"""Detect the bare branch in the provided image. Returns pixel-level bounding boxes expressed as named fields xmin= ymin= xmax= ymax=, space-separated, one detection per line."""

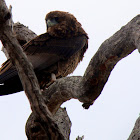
xmin=43 ymin=15 xmax=140 ymax=113
xmin=42 ymin=76 xmax=83 ymax=114
xmin=128 ymin=116 xmax=140 ymax=140
xmin=76 ymin=136 xmax=84 ymax=140
xmin=0 ymin=0 xmax=65 ymax=139
xmin=0 ymin=0 xmax=11 ymax=23
xmin=1 ymin=22 xmax=37 ymax=58
xmin=26 ymin=107 xmax=72 ymax=140
xmin=81 ymin=15 xmax=139 ymax=108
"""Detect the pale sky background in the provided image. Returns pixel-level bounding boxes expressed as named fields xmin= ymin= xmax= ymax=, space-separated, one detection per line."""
xmin=0 ymin=0 xmax=140 ymax=140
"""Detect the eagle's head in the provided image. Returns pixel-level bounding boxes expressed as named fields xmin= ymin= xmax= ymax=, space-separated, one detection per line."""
xmin=45 ymin=11 xmax=88 ymax=38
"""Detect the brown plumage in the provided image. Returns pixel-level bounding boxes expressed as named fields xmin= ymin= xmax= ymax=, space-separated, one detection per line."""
xmin=0 ymin=11 xmax=88 ymax=95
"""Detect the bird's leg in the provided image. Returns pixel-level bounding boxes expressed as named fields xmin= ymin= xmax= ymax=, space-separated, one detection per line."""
xmin=51 ymin=73 xmax=56 ymax=82
xmin=45 ymin=73 xmax=57 ymax=88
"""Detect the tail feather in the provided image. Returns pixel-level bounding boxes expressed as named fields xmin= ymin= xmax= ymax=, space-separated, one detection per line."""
xmin=0 ymin=67 xmax=17 ymax=84
xmin=0 ymin=59 xmax=17 ymax=84
xmin=0 ymin=75 xmax=23 ymax=95
xmin=0 ymin=65 xmax=23 ymax=95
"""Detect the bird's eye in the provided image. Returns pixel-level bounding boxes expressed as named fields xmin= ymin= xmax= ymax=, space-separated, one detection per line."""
xmin=54 ymin=17 xmax=59 ymax=22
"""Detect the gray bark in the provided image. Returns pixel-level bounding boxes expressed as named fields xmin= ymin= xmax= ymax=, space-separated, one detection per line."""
xmin=26 ymin=107 xmax=71 ymax=140
xmin=1 ymin=22 xmax=37 ymax=58
xmin=128 ymin=116 xmax=140 ymax=140
xmin=76 ymin=136 xmax=84 ymax=140
xmin=43 ymin=15 xmax=139 ymax=113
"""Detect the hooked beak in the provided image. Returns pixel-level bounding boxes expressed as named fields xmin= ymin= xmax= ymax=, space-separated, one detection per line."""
xmin=46 ymin=19 xmax=58 ymax=30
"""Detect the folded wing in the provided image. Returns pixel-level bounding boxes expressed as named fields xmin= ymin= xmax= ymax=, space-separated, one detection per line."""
xmin=0 ymin=33 xmax=88 ymax=95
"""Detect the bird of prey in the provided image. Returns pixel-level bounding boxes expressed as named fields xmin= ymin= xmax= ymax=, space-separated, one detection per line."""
xmin=0 ymin=11 xmax=88 ymax=95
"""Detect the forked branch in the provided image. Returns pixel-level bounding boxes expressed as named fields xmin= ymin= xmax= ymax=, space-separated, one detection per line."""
xmin=43 ymin=15 xmax=140 ymax=112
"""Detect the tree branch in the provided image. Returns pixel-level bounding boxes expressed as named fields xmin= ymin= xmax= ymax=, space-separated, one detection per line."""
xmin=1 ymin=22 xmax=37 ymax=58
xmin=128 ymin=116 xmax=140 ymax=139
xmin=0 ymin=0 xmax=65 ymax=139
xmin=26 ymin=107 xmax=72 ymax=140
xmin=81 ymin=15 xmax=139 ymax=108
xmin=43 ymin=15 xmax=140 ymax=113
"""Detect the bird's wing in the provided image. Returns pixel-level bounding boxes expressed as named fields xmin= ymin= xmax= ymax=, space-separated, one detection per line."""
xmin=23 ymin=33 xmax=87 ymax=59
xmin=0 ymin=33 xmax=87 ymax=84
xmin=0 ymin=60 xmax=16 ymax=84
xmin=23 ymin=33 xmax=88 ymax=71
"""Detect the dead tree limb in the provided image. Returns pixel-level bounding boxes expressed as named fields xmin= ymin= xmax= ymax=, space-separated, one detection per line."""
xmin=1 ymin=22 xmax=37 ymax=58
xmin=26 ymin=107 xmax=71 ymax=140
xmin=128 ymin=116 xmax=140 ymax=140
xmin=4 ymin=22 xmax=72 ymax=139
xmin=43 ymin=15 xmax=139 ymax=112
xmin=27 ymin=14 xmax=140 ymax=139
xmin=0 ymin=0 xmax=65 ymax=139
